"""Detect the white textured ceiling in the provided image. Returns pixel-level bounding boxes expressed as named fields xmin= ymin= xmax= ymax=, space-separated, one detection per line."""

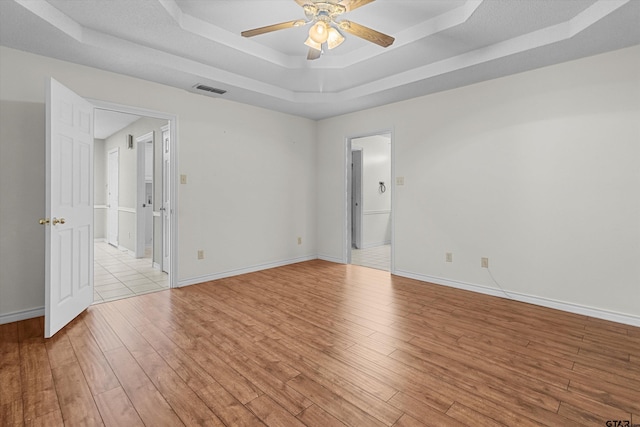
xmin=1 ymin=0 xmax=639 ymax=120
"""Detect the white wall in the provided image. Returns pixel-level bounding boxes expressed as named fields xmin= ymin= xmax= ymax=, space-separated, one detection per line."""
xmin=0 ymin=101 xmax=45 ymax=320
xmin=0 ymin=46 xmax=317 ymax=322
xmin=318 ymin=46 xmax=640 ymax=324
xmin=352 ymin=134 xmax=391 ymax=248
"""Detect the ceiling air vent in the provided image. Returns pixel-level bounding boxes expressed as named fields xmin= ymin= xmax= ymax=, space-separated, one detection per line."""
xmin=194 ymin=84 xmax=227 ymax=95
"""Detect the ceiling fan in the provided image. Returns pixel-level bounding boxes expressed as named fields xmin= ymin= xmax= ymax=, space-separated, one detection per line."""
xmin=241 ymin=0 xmax=395 ymax=60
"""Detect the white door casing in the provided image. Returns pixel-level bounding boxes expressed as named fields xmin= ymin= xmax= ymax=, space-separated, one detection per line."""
xmin=145 ymin=142 xmax=153 ymax=248
xmin=90 ymin=99 xmax=177 ymax=289
xmin=45 ymin=78 xmax=94 ymax=338
xmin=161 ymin=125 xmax=170 ymax=273
xmin=352 ymin=149 xmax=363 ymax=249
xmin=345 ymin=130 xmax=395 ymax=272
xmin=136 ymin=132 xmax=153 ymax=258
xmin=107 ymin=148 xmax=119 ymax=247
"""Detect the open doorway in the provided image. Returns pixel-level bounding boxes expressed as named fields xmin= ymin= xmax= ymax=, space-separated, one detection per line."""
xmin=93 ymin=109 xmax=172 ymax=303
xmin=347 ymin=132 xmax=393 ymax=272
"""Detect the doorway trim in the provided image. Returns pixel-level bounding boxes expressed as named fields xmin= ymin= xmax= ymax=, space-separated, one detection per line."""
xmin=91 ymin=99 xmax=178 ymax=289
xmin=351 ymin=147 xmax=363 ymax=250
xmin=135 ymin=131 xmax=153 ymax=259
xmin=107 ymin=147 xmax=119 ymax=247
xmin=344 ymin=129 xmax=395 ymax=274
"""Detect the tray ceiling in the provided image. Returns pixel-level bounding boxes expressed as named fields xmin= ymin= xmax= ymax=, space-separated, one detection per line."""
xmin=1 ymin=0 xmax=639 ymax=119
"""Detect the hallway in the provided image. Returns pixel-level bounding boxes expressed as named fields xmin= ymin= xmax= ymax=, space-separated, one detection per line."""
xmin=93 ymin=241 xmax=169 ymax=303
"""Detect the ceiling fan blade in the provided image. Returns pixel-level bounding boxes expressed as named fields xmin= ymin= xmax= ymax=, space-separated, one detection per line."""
xmin=241 ymin=20 xmax=306 ymax=38
xmin=340 ymin=0 xmax=375 ymax=12
xmin=307 ymin=47 xmax=322 ymax=60
xmin=339 ymin=20 xmax=394 ymax=47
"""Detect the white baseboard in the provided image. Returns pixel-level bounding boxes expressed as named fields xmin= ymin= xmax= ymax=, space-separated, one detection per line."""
xmin=0 ymin=306 xmax=44 ymax=325
xmin=178 ymin=255 xmax=318 ymax=288
xmin=117 ymin=245 xmax=135 ymax=257
xmin=394 ymin=270 xmax=640 ymax=328
xmin=7 ymin=263 xmax=634 ymax=328
xmin=94 ymin=238 xmax=106 ymax=242
xmin=357 ymin=240 xmax=391 ymax=249
xmin=317 ymin=254 xmax=345 ymax=264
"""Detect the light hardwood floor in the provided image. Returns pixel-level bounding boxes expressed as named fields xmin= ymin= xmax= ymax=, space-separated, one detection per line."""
xmin=1 ymin=260 xmax=639 ymax=426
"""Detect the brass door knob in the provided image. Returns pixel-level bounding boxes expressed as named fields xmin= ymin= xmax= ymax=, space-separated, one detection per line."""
xmin=39 ymin=218 xmax=50 ymax=225
xmin=52 ymin=217 xmax=66 ymax=225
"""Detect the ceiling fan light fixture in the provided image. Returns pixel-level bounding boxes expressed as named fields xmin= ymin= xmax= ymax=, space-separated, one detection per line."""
xmin=304 ymin=36 xmax=322 ymax=51
xmin=308 ymin=21 xmax=329 ymax=44
xmin=326 ymin=26 xmax=344 ymax=50
xmin=241 ymin=0 xmax=395 ymax=60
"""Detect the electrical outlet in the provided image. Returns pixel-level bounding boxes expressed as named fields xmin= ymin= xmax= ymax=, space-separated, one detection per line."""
xmin=481 ymin=257 xmax=489 ymax=268
xmin=297 ymin=237 xmax=302 ymax=245
xmin=446 ymin=252 xmax=453 ymax=262
xmin=197 ymin=250 xmax=204 ymax=260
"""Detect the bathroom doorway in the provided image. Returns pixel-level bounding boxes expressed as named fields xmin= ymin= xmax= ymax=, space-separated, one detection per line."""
xmin=347 ymin=132 xmax=393 ymax=272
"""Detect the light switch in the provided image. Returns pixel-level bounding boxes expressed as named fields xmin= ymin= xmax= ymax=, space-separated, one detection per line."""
xmin=396 ymin=176 xmax=405 ymax=186
xmin=180 ymin=174 xmax=187 ymax=184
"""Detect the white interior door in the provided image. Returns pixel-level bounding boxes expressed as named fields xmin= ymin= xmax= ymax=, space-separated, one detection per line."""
xmin=107 ymin=148 xmax=119 ymax=247
xmin=45 ymin=78 xmax=94 ymax=338
xmin=161 ymin=125 xmax=171 ymax=273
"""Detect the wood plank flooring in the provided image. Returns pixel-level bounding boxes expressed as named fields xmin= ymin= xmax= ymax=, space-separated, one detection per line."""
xmin=1 ymin=260 xmax=639 ymax=426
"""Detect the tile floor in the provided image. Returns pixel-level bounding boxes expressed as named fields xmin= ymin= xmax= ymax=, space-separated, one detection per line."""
xmin=351 ymin=244 xmax=391 ymax=272
xmin=93 ymin=241 xmax=169 ymax=304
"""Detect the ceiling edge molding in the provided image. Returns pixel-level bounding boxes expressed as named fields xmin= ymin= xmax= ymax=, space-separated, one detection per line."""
xmin=316 ymin=0 xmax=484 ymax=69
xmin=339 ymin=0 xmax=630 ymax=101
xmin=568 ymin=0 xmax=630 ymax=36
xmin=157 ymin=0 xmax=303 ymax=69
xmin=80 ymin=27 xmax=297 ymax=101
xmin=13 ymin=0 xmax=629 ymax=105
xmin=15 ymin=0 xmax=83 ymax=41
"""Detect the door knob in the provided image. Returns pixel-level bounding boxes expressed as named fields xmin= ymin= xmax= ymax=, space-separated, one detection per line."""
xmin=39 ymin=218 xmax=50 ymax=225
xmin=52 ymin=217 xmax=66 ymax=225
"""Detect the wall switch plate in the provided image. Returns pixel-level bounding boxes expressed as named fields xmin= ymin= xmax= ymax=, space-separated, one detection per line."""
xmin=446 ymin=252 xmax=453 ymax=262
xmin=180 ymin=174 xmax=187 ymax=184
xmin=197 ymin=250 xmax=204 ymax=260
xmin=396 ymin=176 xmax=405 ymax=186
xmin=297 ymin=237 xmax=302 ymax=245
xmin=481 ymin=257 xmax=489 ymax=268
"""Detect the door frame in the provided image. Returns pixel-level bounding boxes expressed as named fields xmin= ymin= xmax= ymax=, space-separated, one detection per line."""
xmin=135 ymin=131 xmax=153 ymax=259
xmin=160 ymin=124 xmax=171 ymax=274
xmin=351 ymin=147 xmax=363 ymax=249
xmin=344 ymin=129 xmax=395 ymax=273
xmin=91 ymin=99 xmax=178 ymax=289
xmin=107 ymin=147 xmax=119 ymax=247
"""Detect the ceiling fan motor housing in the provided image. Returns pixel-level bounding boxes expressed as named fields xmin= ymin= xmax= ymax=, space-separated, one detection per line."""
xmin=304 ymin=2 xmax=347 ymax=22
